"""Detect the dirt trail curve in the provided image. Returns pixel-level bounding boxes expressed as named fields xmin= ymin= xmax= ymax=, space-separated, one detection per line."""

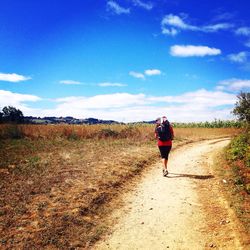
xmin=94 ymin=139 xmax=245 ymax=250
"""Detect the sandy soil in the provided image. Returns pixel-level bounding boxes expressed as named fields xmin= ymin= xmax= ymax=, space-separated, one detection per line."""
xmin=94 ymin=139 xmax=245 ymax=250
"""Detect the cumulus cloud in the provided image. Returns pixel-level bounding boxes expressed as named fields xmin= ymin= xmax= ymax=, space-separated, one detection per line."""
xmin=148 ymin=89 xmax=235 ymax=107
xmin=132 ymin=0 xmax=153 ymax=10
xmin=0 ymin=72 xmax=31 ymax=82
xmin=59 ymin=80 xmax=82 ymax=85
xmin=129 ymin=69 xmax=162 ymax=79
xmin=144 ymin=69 xmax=161 ymax=76
xmin=227 ymin=52 xmax=248 ymax=63
xmin=0 ymin=89 xmax=41 ymax=115
xmin=18 ymin=88 xmax=235 ymax=122
xmin=170 ymin=45 xmax=221 ymax=57
xmin=235 ymin=27 xmax=250 ymax=36
xmin=107 ymin=1 xmax=130 ymax=15
xmin=161 ymin=14 xmax=233 ymax=36
xmin=216 ymin=79 xmax=250 ymax=91
xmin=97 ymin=82 xmax=127 ymax=87
xmin=55 ymin=93 xmax=148 ymax=109
xmin=129 ymin=71 xmax=145 ymax=79
xmin=161 ymin=14 xmax=195 ymax=36
xmin=161 ymin=14 xmax=197 ymax=32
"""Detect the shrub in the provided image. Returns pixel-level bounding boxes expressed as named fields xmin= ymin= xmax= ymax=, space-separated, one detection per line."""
xmin=227 ymin=131 xmax=250 ymax=166
xmin=96 ymin=128 xmax=119 ymax=138
xmin=119 ymin=126 xmax=141 ymax=139
xmin=3 ymin=125 xmax=24 ymax=139
xmin=62 ymin=127 xmax=79 ymax=140
xmin=226 ymin=130 xmax=250 ymax=195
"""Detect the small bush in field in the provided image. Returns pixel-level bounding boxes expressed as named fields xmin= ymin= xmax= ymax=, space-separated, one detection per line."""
xmin=68 ymin=132 xmax=79 ymax=140
xmin=96 ymin=128 xmax=119 ymax=138
xmin=119 ymin=126 xmax=141 ymax=139
xmin=62 ymin=127 xmax=79 ymax=140
xmin=227 ymin=131 xmax=250 ymax=164
xmin=5 ymin=125 xmax=24 ymax=139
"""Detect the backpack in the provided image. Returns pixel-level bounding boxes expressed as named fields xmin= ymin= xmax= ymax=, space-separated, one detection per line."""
xmin=156 ymin=121 xmax=172 ymax=141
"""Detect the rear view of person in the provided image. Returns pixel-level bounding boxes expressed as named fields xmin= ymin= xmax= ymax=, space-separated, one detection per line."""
xmin=155 ymin=116 xmax=174 ymax=176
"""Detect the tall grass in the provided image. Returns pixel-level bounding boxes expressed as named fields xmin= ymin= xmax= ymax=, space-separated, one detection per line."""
xmin=0 ymin=123 xmax=241 ymax=141
xmin=0 ymin=124 xmax=153 ymax=140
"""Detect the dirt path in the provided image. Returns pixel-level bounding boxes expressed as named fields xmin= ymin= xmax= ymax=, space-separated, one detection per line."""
xmin=94 ymin=139 xmax=245 ymax=250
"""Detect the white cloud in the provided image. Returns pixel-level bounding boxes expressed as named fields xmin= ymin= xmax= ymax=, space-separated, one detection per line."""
xmin=132 ymin=0 xmax=153 ymax=10
xmin=203 ymin=23 xmax=233 ymax=32
xmin=161 ymin=14 xmax=197 ymax=31
xmin=129 ymin=69 xmax=161 ymax=79
xmin=217 ymin=79 xmax=250 ymax=91
xmin=98 ymin=82 xmax=127 ymax=87
xmin=59 ymin=80 xmax=82 ymax=85
xmin=144 ymin=69 xmax=161 ymax=76
xmin=227 ymin=51 xmax=248 ymax=63
xmin=235 ymin=27 xmax=250 ymax=36
xmin=161 ymin=14 xmax=233 ymax=36
xmin=0 ymin=90 xmax=41 ymax=115
xmin=55 ymin=93 xmax=148 ymax=109
xmin=129 ymin=71 xmax=145 ymax=79
xmin=21 ymin=88 xmax=235 ymax=122
xmin=170 ymin=45 xmax=221 ymax=57
xmin=107 ymin=1 xmax=130 ymax=15
xmin=161 ymin=14 xmax=196 ymax=36
xmin=148 ymin=89 xmax=235 ymax=107
xmin=162 ymin=27 xmax=178 ymax=36
xmin=0 ymin=73 xmax=31 ymax=82
xmin=212 ymin=12 xmax=236 ymax=22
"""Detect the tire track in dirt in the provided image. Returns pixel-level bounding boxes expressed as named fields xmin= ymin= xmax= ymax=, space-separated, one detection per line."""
xmin=94 ymin=139 xmax=244 ymax=250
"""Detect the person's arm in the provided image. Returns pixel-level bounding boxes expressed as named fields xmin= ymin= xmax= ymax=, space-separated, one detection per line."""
xmin=170 ymin=125 xmax=174 ymax=140
xmin=154 ymin=127 xmax=158 ymax=139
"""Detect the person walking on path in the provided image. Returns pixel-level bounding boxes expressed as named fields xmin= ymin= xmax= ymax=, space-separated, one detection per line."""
xmin=155 ymin=116 xmax=174 ymax=176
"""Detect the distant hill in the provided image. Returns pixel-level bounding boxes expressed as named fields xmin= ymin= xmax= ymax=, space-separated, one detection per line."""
xmin=24 ymin=116 xmax=122 ymax=125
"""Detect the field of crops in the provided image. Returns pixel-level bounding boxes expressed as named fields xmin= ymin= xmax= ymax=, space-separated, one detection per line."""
xmin=0 ymin=124 xmax=242 ymax=249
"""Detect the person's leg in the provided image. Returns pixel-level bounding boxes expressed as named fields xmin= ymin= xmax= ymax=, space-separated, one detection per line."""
xmin=159 ymin=146 xmax=169 ymax=176
xmin=162 ymin=146 xmax=172 ymax=176
xmin=162 ymin=158 xmax=168 ymax=176
xmin=162 ymin=158 xmax=168 ymax=170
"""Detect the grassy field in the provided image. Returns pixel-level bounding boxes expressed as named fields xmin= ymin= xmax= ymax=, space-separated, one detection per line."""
xmin=0 ymin=124 xmax=241 ymax=249
xmin=213 ymin=129 xmax=250 ymax=245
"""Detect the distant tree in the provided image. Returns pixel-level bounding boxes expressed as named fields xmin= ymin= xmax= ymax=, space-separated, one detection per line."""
xmin=233 ymin=92 xmax=250 ymax=123
xmin=2 ymin=106 xmax=24 ymax=123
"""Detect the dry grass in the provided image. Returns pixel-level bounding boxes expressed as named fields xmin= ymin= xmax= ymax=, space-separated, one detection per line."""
xmin=0 ymin=125 xmax=240 ymax=249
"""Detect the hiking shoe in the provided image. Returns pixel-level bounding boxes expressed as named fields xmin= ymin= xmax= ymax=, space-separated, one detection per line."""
xmin=163 ymin=169 xmax=168 ymax=177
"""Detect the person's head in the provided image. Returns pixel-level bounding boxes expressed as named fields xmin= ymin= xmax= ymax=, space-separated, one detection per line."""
xmin=155 ymin=117 xmax=161 ymax=125
xmin=162 ymin=116 xmax=167 ymax=123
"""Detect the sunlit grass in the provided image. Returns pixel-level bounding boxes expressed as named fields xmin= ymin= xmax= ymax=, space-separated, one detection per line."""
xmin=0 ymin=124 xmax=241 ymax=248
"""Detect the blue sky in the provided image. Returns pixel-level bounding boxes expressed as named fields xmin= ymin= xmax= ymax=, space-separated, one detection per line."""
xmin=0 ymin=0 xmax=250 ymax=122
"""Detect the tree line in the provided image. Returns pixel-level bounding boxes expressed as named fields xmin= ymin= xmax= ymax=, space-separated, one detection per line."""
xmin=0 ymin=106 xmax=24 ymax=123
